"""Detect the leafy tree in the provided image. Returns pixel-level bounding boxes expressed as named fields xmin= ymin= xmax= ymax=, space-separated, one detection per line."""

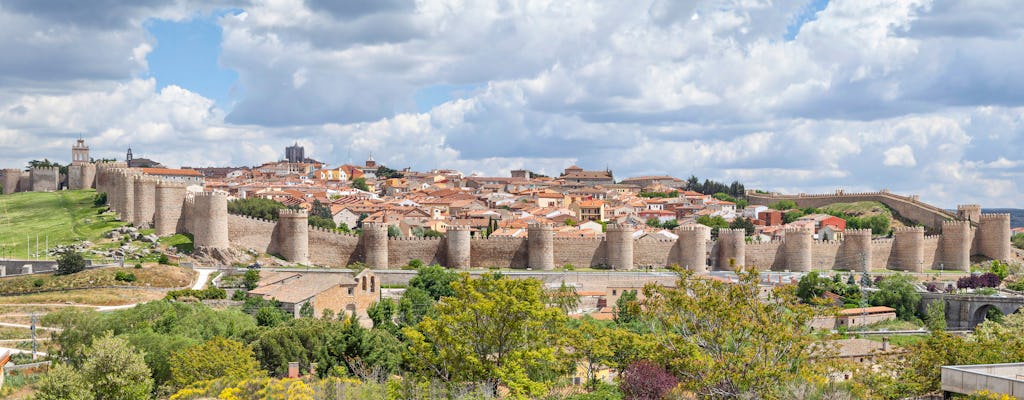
xmin=545 ymin=281 xmax=581 ymax=314
xmin=82 ymin=334 xmax=153 ymax=400
xmin=796 ymin=271 xmax=829 ymax=303
xmin=645 ymin=217 xmax=660 ymax=228
xmin=227 ymin=197 xmax=286 ymax=220
xmin=307 ymin=215 xmax=336 ymax=230
xmin=924 ymin=301 xmax=946 ymax=332
xmin=990 ymin=260 xmax=1010 ymax=280
xmin=93 ymin=192 xmax=107 ymax=206
xmin=403 ymin=274 xmax=570 ymax=397
xmin=256 ymin=306 xmax=286 ymax=327
xmin=375 ymin=165 xmax=403 ymax=179
xmin=408 ymin=264 xmax=459 ymax=300
xmin=169 ymin=337 xmax=263 ymax=389
xmin=35 ymin=363 xmax=94 ymax=400
xmin=783 ymin=210 xmax=805 ymax=224
xmin=299 ymin=301 xmax=315 ymax=318
xmin=1013 ymin=233 xmax=1024 ymax=250
xmin=643 ymin=269 xmax=819 ymax=399
xmin=397 ymin=286 xmax=434 ymax=326
xmin=387 ymin=225 xmax=401 ymax=238
xmin=613 ymin=290 xmax=641 ymax=325
xmin=352 ymin=177 xmax=370 ymax=191
xmin=310 ymin=199 xmax=332 ymax=220
xmin=729 ymin=217 xmax=755 ymax=236
xmin=570 ymin=317 xmax=615 ymax=391
xmin=662 ymin=219 xmax=679 ymax=230
xmin=367 ymin=299 xmax=399 ymax=334
xmin=620 ymin=360 xmax=679 ymax=400
xmin=57 ymin=250 xmax=87 ymax=275
xmin=869 ymin=273 xmax=921 ymax=321
xmin=243 ymin=269 xmax=261 ymax=290
xmin=769 ymin=200 xmax=798 ymax=210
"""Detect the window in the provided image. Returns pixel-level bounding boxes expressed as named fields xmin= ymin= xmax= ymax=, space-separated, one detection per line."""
xmin=370 ymin=276 xmax=376 ymax=292
xmin=612 ymin=290 xmax=617 ymax=296
xmin=362 ymin=277 xmax=367 ymax=291
xmin=347 ymin=287 xmax=353 ymax=295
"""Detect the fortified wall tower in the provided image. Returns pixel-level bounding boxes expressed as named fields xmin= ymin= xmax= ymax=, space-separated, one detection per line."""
xmin=957 ymin=204 xmax=981 ymax=223
xmin=977 ymin=214 xmax=1011 ymax=261
xmin=132 ymin=175 xmax=158 ymax=228
xmin=29 ymin=167 xmax=59 ymax=192
xmin=892 ymin=226 xmax=925 ymax=273
xmin=605 ymin=223 xmax=635 ymax=270
xmin=154 ymin=181 xmax=187 ymax=236
xmin=940 ymin=220 xmax=972 ymax=271
xmin=676 ymin=224 xmax=711 ymax=272
xmin=2 ymin=169 xmax=21 ymax=195
xmin=67 ymin=163 xmax=96 ymax=190
xmin=528 ymin=223 xmax=555 ymax=270
xmin=445 ymin=225 xmax=472 ymax=269
xmin=782 ymin=227 xmax=813 ymax=272
xmin=276 ymin=209 xmax=310 ymax=265
xmin=836 ymin=229 xmax=872 ymax=272
xmin=186 ymin=191 xmax=230 ymax=249
xmin=361 ymin=223 xmax=389 ymax=269
xmin=716 ymin=228 xmax=746 ymax=270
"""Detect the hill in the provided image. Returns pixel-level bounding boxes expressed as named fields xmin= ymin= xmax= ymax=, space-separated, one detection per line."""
xmin=816 ymin=201 xmax=908 ymax=230
xmin=0 ymin=190 xmax=124 ymax=259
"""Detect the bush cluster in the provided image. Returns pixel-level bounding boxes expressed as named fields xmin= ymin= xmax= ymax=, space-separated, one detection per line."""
xmin=957 ymin=273 xmax=1002 ymax=289
xmin=166 ymin=287 xmax=227 ymax=301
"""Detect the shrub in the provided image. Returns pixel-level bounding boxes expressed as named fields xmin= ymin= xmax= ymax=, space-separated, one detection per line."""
xmin=404 ymin=259 xmax=424 ymax=270
xmin=32 ymin=278 xmax=44 ymax=288
xmin=957 ymin=273 xmax=1001 ymax=289
xmin=158 ymin=254 xmax=170 ymax=265
xmin=620 ymin=360 xmax=678 ymax=400
xmin=1007 ymin=280 xmax=1024 ymax=292
xmin=115 ymin=271 xmax=137 ymax=282
xmin=134 ymin=263 xmax=142 ymax=269
xmin=166 ymin=287 xmax=227 ymax=301
xmin=93 ymin=192 xmax=107 ymax=206
xmin=56 ymin=251 xmax=87 ymax=275
xmin=925 ymin=282 xmax=941 ymax=292
xmin=564 ymin=264 xmax=575 ymax=271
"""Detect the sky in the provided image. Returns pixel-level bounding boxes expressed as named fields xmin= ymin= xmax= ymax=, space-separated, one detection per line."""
xmin=0 ymin=0 xmax=1022 ymax=208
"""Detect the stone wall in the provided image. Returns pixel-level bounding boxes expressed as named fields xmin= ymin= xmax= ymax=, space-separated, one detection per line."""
xmin=469 ymin=237 xmax=528 ymax=269
xmin=388 ymin=237 xmax=446 ymax=267
xmin=783 ymin=227 xmax=813 ymax=272
xmin=67 ymin=163 xmax=96 ymax=190
xmin=634 ymin=238 xmax=676 ymax=268
xmin=528 ymin=223 xmax=555 ymax=270
xmin=132 ymin=176 xmax=157 ymax=228
xmin=940 ymin=221 xmax=972 ymax=271
xmin=836 ymin=229 xmax=872 ymax=271
xmin=747 ymin=190 xmax=954 ymax=231
xmin=891 ymin=227 xmax=925 ymax=272
xmin=228 ymin=214 xmax=276 ymax=252
xmin=605 ymin=224 xmax=634 ymax=270
xmin=2 ymin=169 xmax=20 ymax=195
xmin=154 ymin=181 xmax=187 ymax=236
xmin=362 ymin=223 xmax=389 ymax=269
xmin=977 ymin=214 xmax=1011 ymax=261
xmin=308 ymin=229 xmax=360 ymax=267
xmin=676 ymin=225 xmax=711 ymax=272
xmin=187 ymin=192 xmax=229 ymax=249
xmin=552 ymin=237 xmax=606 ymax=268
xmin=30 ymin=167 xmax=59 ymax=192
xmin=810 ymin=240 xmax=841 ymax=272
xmin=277 ymin=209 xmax=310 ymax=264
xmin=445 ymin=225 xmax=471 ymax=269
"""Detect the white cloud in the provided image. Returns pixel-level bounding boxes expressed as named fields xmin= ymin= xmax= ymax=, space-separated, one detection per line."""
xmin=883 ymin=145 xmax=918 ymax=167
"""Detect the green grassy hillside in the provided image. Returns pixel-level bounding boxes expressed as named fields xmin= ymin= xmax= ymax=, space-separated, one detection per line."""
xmin=819 ymin=201 xmax=908 ymax=229
xmin=0 ymin=190 xmax=124 ymax=259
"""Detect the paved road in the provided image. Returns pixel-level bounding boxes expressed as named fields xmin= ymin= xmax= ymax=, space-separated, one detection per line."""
xmin=192 ymin=268 xmax=216 ymax=290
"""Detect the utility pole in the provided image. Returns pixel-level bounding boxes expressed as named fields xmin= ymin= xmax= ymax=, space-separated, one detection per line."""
xmin=30 ymin=312 xmax=37 ymax=360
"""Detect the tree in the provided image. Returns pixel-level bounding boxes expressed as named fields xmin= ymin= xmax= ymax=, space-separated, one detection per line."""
xmin=310 ymin=199 xmax=332 ymax=220
xmin=243 ymin=269 xmax=261 ymax=290
xmin=352 ymin=177 xmax=370 ymax=191
xmin=367 ymin=299 xmax=399 ymax=334
xmin=35 ymin=363 xmax=94 ymax=400
xmin=729 ymin=217 xmax=755 ymax=236
xmin=82 ymin=334 xmax=153 ymax=400
xmin=57 ymin=250 xmax=87 ymax=275
xmin=990 ymin=260 xmax=1010 ymax=280
xmin=408 ymin=264 xmax=459 ymax=300
xmin=227 ymin=197 xmax=286 ymax=220
xmin=387 ymin=225 xmax=401 ymax=238
xmin=256 ymin=306 xmax=285 ymax=327
xmin=613 ymin=290 xmax=641 ymax=325
xmin=643 ymin=269 xmax=819 ymax=399
xmin=870 ymin=273 xmax=921 ymax=321
xmin=796 ymin=271 xmax=829 ymax=303
xmin=169 ymin=337 xmax=263 ymax=389
xmin=403 ymin=274 xmax=569 ymax=397
xmin=397 ymin=286 xmax=434 ymax=327
xmin=307 ymin=215 xmax=336 ymax=230
xmin=570 ymin=317 xmax=615 ymax=391
xmin=769 ymin=200 xmax=798 ymax=210
xmin=299 ymin=301 xmax=315 ymax=318
xmin=545 ymin=281 xmax=581 ymax=314
xmin=619 ymin=360 xmax=679 ymax=400
xmin=924 ymin=301 xmax=946 ymax=332
xmin=376 ymin=165 xmax=403 ymax=179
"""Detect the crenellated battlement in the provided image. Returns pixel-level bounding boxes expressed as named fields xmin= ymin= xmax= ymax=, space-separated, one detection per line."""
xmin=446 ymin=225 xmax=472 ymax=231
xmin=278 ymin=208 xmax=308 ymax=218
xmin=980 ymin=213 xmax=1011 ymax=220
xmin=942 ymin=220 xmax=972 ymax=228
xmin=893 ymin=226 xmax=926 ymax=233
xmin=845 ymin=229 xmax=873 ymax=236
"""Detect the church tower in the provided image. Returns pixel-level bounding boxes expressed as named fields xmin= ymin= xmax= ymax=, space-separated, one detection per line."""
xmin=72 ymin=138 xmax=90 ymax=164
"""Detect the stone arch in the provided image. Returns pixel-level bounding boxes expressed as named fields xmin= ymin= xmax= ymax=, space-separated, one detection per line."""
xmin=971 ymin=304 xmax=1004 ymax=327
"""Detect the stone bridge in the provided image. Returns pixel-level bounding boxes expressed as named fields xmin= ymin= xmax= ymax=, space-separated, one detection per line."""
xmin=920 ymin=292 xmax=1024 ymax=330
xmin=747 ymin=190 xmax=956 ymax=231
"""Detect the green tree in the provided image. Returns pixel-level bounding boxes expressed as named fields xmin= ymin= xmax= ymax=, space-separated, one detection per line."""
xmin=769 ymin=200 xmax=798 ymax=210
xmin=256 ymin=306 xmax=285 ymax=327
xmin=545 ymin=282 xmax=581 ymax=314
xmin=169 ymin=337 xmax=263 ymax=389
xmin=387 ymin=225 xmax=401 ymax=238
xmin=57 ymin=250 xmax=87 ymax=275
xmin=795 ymin=271 xmax=829 ymax=303
xmin=375 ymin=165 xmax=403 ymax=179
xmin=1013 ymin=233 xmax=1024 ymax=250
xmin=870 ymin=273 xmax=921 ymax=321
xmin=82 ymin=334 xmax=153 ymax=400
xmin=299 ymin=301 xmax=315 ymax=318
xmin=571 ymin=317 xmax=615 ymax=391
xmin=367 ymin=299 xmax=399 ymax=334
xmin=404 ymin=274 xmax=569 ymax=397
xmin=227 ymin=197 xmax=287 ymax=220
xmin=924 ymin=301 xmax=946 ymax=332
xmin=613 ymin=290 xmax=641 ymax=325
xmin=783 ymin=210 xmax=805 ymax=224
xmin=310 ymin=199 xmax=332 ymax=219
xmin=352 ymin=177 xmax=370 ymax=191
xmin=408 ymin=264 xmax=459 ymax=300
xmin=729 ymin=217 xmax=756 ymax=236
xmin=243 ymin=269 xmax=261 ymax=290
xmin=397 ymin=286 xmax=434 ymax=326
xmin=643 ymin=269 xmax=819 ymax=399
xmin=990 ymin=260 xmax=1009 ymax=280
xmin=34 ymin=363 xmax=94 ymax=400
xmin=308 ymin=215 xmax=336 ymax=230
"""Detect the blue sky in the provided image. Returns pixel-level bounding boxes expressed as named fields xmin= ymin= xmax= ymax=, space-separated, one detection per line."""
xmin=0 ymin=0 xmax=1022 ymax=207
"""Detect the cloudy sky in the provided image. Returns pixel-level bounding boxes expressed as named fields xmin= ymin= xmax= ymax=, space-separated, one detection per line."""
xmin=1 ymin=0 xmax=1022 ymax=207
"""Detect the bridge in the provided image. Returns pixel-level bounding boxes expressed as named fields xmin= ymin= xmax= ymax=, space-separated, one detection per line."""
xmin=747 ymin=190 xmax=956 ymax=231
xmin=920 ymin=292 xmax=1024 ymax=329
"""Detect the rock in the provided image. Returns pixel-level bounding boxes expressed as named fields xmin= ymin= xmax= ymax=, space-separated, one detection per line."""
xmin=141 ymin=234 xmax=159 ymax=243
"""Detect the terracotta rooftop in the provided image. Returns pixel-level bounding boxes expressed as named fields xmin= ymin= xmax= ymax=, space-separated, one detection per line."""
xmin=141 ymin=168 xmax=203 ymax=177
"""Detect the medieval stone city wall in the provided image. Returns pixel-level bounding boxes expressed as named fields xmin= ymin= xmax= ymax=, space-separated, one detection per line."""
xmin=2 ymin=169 xmax=20 ymax=195
xmin=82 ymin=174 xmax=1018 ymax=271
xmin=747 ymin=190 xmax=954 ymax=231
xmin=67 ymin=163 xmax=96 ymax=190
xmin=30 ymin=167 xmax=59 ymax=192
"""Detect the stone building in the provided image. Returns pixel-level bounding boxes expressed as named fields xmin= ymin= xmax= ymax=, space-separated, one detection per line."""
xmin=248 ymin=270 xmax=379 ymax=323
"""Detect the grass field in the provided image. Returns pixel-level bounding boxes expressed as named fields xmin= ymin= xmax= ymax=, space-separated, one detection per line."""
xmin=0 ymin=288 xmax=168 ymax=306
xmin=0 ymin=264 xmax=194 ymax=294
xmin=819 ymin=201 xmax=894 ymax=218
xmin=0 ymin=190 xmax=124 ymax=259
